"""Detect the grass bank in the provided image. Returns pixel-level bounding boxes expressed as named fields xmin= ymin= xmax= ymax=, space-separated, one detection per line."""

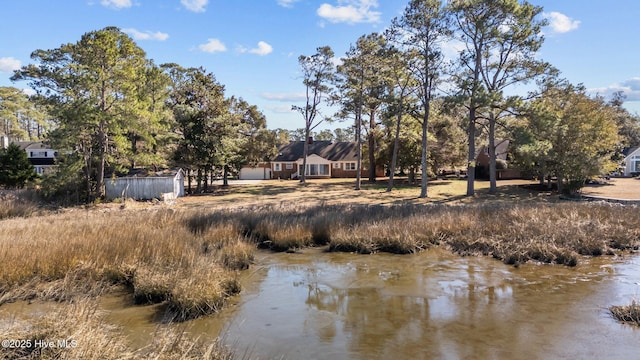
xmin=190 ymin=202 xmax=639 ymax=266
xmin=0 ymin=208 xmax=251 ymax=321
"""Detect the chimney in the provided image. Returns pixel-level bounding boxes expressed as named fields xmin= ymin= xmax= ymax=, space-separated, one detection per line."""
xmin=1 ymin=135 xmax=8 ymax=150
xmin=308 ymin=136 xmax=313 ymax=144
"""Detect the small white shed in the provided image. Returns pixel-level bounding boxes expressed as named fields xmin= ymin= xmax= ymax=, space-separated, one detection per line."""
xmin=105 ymin=169 xmax=185 ymax=200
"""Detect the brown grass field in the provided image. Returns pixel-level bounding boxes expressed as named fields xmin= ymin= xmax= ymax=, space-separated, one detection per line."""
xmin=172 ymin=176 xmax=640 ymax=210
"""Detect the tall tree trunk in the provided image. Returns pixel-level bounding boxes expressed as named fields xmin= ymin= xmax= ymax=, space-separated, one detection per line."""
xmin=223 ymin=165 xmax=229 ymax=187
xmin=488 ymin=112 xmax=497 ymax=194
xmin=197 ymin=168 xmax=202 ymax=193
xmin=419 ymin=102 xmax=430 ymax=198
xmin=355 ymin=110 xmax=362 ymax=190
xmin=82 ymin=143 xmax=92 ymax=202
xmin=96 ymin=126 xmax=107 ymax=199
xmin=130 ymin=133 xmax=137 ymax=169
xmin=300 ymin=128 xmax=310 ymax=184
xmin=557 ymin=170 xmax=564 ymax=194
xmin=368 ymin=109 xmax=376 ymax=182
xmin=26 ymin=116 xmax=32 ymax=140
xmin=203 ymin=167 xmax=209 ymax=193
xmin=466 ymin=107 xmax=476 ymax=196
xmin=387 ymin=111 xmax=403 ymax=192
xmin=187 ymin=168 xmax=192 ymax=195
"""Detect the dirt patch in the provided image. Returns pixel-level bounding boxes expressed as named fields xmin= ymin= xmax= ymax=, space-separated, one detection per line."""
xmin=580 ymin=178 xmax=640 ymax=200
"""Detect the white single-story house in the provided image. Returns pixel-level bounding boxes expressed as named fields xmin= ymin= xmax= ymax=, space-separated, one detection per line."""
xmin=105 ymin=169 xmax=185 ymax=200
xmin=622 ymin=146 xmax=640 ymax=176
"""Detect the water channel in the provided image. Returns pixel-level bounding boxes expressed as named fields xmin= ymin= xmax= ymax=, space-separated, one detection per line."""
xmin=4 ymin=248 xmax=640 ymax=359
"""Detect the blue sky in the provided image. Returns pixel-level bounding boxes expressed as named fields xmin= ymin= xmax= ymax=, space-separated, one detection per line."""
xmin=1 ymin=0 xmax=639 ymax=131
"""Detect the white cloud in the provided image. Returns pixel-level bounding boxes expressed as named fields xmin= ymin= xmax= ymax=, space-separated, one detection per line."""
xmin=317 ymin=0 xmax=381 ymax=24
xmin=589 ymin=78 xmax=640 ymax=102
xmin=249 ymin=41 xmax=273 ymax=56
xmin=122 ymin=28 xmax=169 ymax=41
xmin=543 ymin=12 xmax=580 ymax=34
xmin=199 ymin=38 xmax=227 ymax=53
xmin=330 ymin=56 xmax=343 ymax=68
xmin=261 ymin=92 xmax=306 ymax=102
xmin=100 ymin=0 xmax=132 ymax=9
xmin=268 ymin=104 xmax=301 ymax=114
xmin=277 ymin=0 xmax=299 ymax=8
xmin=0 ymin=57 xmax=21 ymax=73
xmin=181 ymin=0 xmax=208 ymax=12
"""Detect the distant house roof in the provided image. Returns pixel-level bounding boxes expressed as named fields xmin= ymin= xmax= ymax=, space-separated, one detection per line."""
xmin=15 ymin=141 xmax=53 ymax=151
xmin=273 ymin=141 xmax=358 ymax=162
xmin=622 ymin=146 xmax=640 ymax=158
xmin=476 ymin=139 xmax=511 ymax=161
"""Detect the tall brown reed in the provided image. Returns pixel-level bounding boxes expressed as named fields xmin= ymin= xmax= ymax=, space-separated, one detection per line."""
xmin=610 ymin=300 xmax=640 ymax=326
xmin=0 ymin=208 xmax=250 ymax=320
xmin=186 ymin=202 xmax=639 ymax=266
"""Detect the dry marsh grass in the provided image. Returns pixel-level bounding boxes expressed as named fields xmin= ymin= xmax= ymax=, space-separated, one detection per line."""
xmin=0 ymin=298 xmax=234 ymax=359
xmin=0 ymin=190 xmax=40 ymax=220
xmin=610 ymin=300 xmax=640 ymax=326
xmin=186 ymin=202 xmax=640 ymax=266
xmin=0 ymin=209 xmax=248 ymax=321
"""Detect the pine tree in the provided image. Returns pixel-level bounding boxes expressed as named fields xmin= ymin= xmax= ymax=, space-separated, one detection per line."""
xmin=0 ymin=143 xmax=36 ymax=188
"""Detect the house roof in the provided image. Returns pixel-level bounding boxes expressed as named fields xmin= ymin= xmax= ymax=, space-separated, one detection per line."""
xmin=15 ymin=141 xmax=53 ymax=151
xmin=476 ymin=139 xmax=510 ymax=161
xmin=622 ymin=146 xmax=640 ymax=158
xmin=273 ymin=141 xmax=358 ymax=162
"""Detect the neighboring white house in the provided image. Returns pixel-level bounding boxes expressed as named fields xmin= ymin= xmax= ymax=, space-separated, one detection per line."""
xmin=1 ymin=136 xmax=57 ymax=175
xmin=622 ymin=146 xmax=640 ymax=176
xmin=105 ymin=169 xmax=185 ymax=200
xmin=18 ymin=141 xmax=57 ymax=175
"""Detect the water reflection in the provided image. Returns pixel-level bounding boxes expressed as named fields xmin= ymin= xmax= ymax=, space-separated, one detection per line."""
xmin=214 ymin=249 xmax=639 ymax=360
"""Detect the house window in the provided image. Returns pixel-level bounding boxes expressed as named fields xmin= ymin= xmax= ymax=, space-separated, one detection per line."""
xmin=299 ymin=164 xmax=330 ymax=176
xmin=318 ymin=164 xmax=330 ymax=175
xmin=285 ymin=163 xmax=293 ymax=170
xmin=344 ymin=162 xmax=356 ymax=170
xmin=274 ymin=163 xmax=281 ymax=171
xmin=333 ymin=162 xmax=340 ymax=169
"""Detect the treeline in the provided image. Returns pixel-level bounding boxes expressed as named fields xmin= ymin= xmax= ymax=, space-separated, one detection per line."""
xmin=7 ymin=27 xmax=278 ymax=201
xmin=292 ymin=0 xmax=640 ymax=195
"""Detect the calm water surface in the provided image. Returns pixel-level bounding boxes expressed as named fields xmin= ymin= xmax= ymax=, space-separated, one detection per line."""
xmin=191 ymin=248 xmax=640 ymax=359
xmin=3 ymin=248 xmax=639 ymax=359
